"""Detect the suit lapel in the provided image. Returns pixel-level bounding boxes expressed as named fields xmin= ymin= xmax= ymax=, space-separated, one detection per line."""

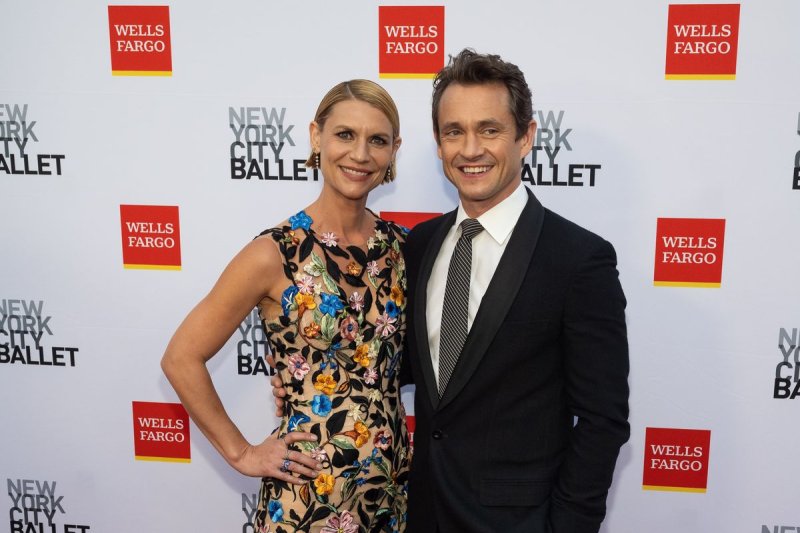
xmin=438 ymin=189 xmax=545 ymax=410
xmin=414 ymin=210 xmax=457 ymax=410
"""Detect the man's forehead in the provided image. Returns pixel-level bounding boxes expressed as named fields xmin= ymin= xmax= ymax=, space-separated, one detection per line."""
xmin=437 ymin=82 xmax=512 ymax=118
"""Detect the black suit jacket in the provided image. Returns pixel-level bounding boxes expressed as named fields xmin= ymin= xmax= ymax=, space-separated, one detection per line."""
xmin=403 ymin=189 xmax=630 ymax=533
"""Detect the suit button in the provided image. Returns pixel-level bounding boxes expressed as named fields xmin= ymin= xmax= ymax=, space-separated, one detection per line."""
xmin=432 ymin=430 xmax=443 ymax=440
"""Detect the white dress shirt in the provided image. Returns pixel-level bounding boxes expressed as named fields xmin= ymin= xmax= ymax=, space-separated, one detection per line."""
xmin=426 ymin=183 xmax=528 ymax=382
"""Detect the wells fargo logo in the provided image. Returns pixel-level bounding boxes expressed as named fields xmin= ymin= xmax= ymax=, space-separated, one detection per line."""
xmin=108 ymin=5 xmax=172 ymax=76
xmin=380 ymin=211 xmax=441 ymax=230
xmin=654 ymin=217 xmax=725 ymax=288
xmin=132 ymin=401 xmax=191 ymax=462
xmin=643 ymin=427 xmax=711 ymax=493
xmin=665 ymin=4 xmax=740 ymax=80
xmin=120 ymin=204 xmax=181 ymax=270
xmin=379 ymin=6 xmax=445 ymax=79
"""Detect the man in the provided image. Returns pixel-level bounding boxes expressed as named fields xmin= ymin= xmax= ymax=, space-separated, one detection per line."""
xmin=402 ymin=49 xmax=629 ymax=532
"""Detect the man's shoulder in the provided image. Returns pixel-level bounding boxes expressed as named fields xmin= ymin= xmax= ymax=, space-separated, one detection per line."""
xmin=542 ymin=207 xmax=608 ymax=245
xmin=539 ymin=207 xmax=617 ymax=264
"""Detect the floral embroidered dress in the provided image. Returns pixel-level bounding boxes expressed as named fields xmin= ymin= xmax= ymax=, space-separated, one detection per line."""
xmin=254 ymin=210 xmax=410 ymax=533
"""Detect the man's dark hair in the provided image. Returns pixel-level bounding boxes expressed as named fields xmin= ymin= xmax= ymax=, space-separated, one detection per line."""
xmin=431 ymin=48 xmax=533 ymax=141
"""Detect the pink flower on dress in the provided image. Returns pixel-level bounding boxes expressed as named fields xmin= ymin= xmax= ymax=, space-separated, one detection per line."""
xmin=348 ymin=291 xmax=364 ymax=312
xmin=296 ymin=275 xmax=316 ymax=295
xmin=339 ymin=316 xmax=359 ymax=341
xmin=321 ymin=511 xmax=358 ymax=533
xmin=310 ymin=447 xmax=328 ymax=462
xmin=320 ymin=232 xmax=339 ymax=247
xmin=375 ymin=312 xmax=397 ymax=338
xmin=363 ymin=368 xmax=378 ymax=385
xmin=287 ymin=354 xmax=310 ymax=380
xmin=373 ymin=430 xmax=392 ymax=450
xmin=366 ymin=260 xmax=380 ymax=277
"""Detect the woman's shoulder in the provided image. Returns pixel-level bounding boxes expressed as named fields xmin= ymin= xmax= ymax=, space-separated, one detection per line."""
xmin=376 ymin=216 xmax=410 ymax=244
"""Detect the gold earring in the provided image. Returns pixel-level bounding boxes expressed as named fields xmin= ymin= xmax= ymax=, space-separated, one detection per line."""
xmin=315 ymin=152 xmax=320 ymax=168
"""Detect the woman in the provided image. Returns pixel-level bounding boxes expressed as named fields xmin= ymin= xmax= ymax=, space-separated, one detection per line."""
xmin=161 ymin=80 xmax=410 ymax=532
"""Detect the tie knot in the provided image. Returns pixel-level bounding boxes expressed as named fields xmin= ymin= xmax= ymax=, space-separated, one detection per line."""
xmin=459 ymin=218 xmax=483 ymax=240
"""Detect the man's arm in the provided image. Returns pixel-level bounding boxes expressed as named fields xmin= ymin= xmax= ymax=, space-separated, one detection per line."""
xmin=549 ymin=238 xmax=630 ymax=533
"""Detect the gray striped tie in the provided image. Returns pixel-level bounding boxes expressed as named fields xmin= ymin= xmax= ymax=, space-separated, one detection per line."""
xmin=438 ymin=218 xmax=484 ymax=397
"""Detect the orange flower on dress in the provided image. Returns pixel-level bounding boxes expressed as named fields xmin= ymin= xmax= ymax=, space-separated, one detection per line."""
xmin=314 ymin=473 xmax=335 ymax=495
xmin=390 ymin=285 xmax=404 ymax=306
xmin=314 ymin=374 xmax=337 ymax=395
xmin=346 ymin=261 xmax=362 ymax=276
xmin=303 ymin=322 xmax=321 ymax=338
xmin=354 ymin=421 xmax=370 ymax=447
xmin=287 ymin=230 xmax=299 ymax=245
xmin=295 ymin=292 xmax=316 ymax=311
xmin=353 ymin=344 xmax=370 ymax=367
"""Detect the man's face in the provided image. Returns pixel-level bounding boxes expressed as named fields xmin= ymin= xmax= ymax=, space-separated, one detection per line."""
xmin=436 ymin=82 xmax=536 ymax=217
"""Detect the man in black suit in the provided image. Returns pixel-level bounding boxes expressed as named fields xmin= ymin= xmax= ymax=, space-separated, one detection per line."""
xmin=403 ymin=49 xmax=629 ymax=533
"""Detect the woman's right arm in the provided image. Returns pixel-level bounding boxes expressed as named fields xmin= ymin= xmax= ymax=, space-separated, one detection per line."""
xmin=161 ymin=238 xmax=321 ymax=482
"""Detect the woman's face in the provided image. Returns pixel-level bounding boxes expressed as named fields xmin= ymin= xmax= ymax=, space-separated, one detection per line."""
xmin=310 ymin=99 xmax=400 ymax=202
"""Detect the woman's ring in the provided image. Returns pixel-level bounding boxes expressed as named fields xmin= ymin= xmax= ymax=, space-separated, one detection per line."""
xmin=280 ymin=459 xmax=291 ymax=473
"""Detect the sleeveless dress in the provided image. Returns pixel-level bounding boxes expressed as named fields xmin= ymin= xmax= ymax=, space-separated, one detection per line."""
xmin=254 ymin=210 xmax=410 ymax=533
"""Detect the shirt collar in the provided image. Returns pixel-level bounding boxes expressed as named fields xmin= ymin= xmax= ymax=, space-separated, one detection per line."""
xmin=454 ymin=183 xmax=528 ymax=245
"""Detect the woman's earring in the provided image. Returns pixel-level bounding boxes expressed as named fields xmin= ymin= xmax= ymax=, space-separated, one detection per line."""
xmin=315 ymin=152 xmax=321 ymax=169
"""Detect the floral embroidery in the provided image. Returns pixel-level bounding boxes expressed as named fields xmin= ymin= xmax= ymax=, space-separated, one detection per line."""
xmin=348 ymin=292 xmax=364 ymax=312
xmin=320 ymin=232 xmax=338 ymax=247
xmin=287 ymin=354 xmax=310 ymax=380
xmin=310 ymin=447 xmax=328 ymax=462
xmin=385 ymin=301 xmax=399 ymax=318
xmin=390 ymin=285 xmax=404 ymax=306
xmin=339 ymin=316 xmax=359 ymax=341
xmin=366 ymin=261 xmax=380 ymax=277
xmin=295 ymin=292 xmax=316 ymax=311
xmin=363 ymin=368 xmax=378 ymax=385
xmin=314 ymin=473 xmax=335 ymax=496
xmin=319 ymin=293 xmax=344 ymax=317
xmin=312 ymin=394 xmax=332 ymax=416
xmin=303 ymin=322 xmax=321 ymax=338
xmin=348 ymin=421 xmax=370 ymax=447
xmin=321 ymin=511 xmax=359 ymax=533
xmin=375 ymin=312 xmax=397 ymax=338
xmin=314 ymin=374 xmax=337 ymax=395
xmin=296 ymin=275 xmax=316 ymax=294
xmin=288 ymin=210 xmax=312 ymax=231
xmin=287 ymin=413 xmax=310 ymax=432
xmin=281 ymin=286 xmax=298 ymax=316
xmin=267 ymin=500 xmax=283 ymax=523
xmin=353 ymin=344 xmax=371 ymax=367
xmin=255 ymin=213 xmax=409 ymax=532
xmin=374 ymin=430 xmax=392 ymax=450
xmin=346 ymin=261 xmax=362 ymax=276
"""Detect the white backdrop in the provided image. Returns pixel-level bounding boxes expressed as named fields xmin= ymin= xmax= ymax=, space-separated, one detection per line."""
xmin=1 ymin=1 xmax=798 ymax=532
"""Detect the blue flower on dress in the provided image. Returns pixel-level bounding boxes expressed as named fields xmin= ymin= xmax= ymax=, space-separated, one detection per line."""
xmin=281 ymin=286 xmax=299 ymax=316
xmin=267 ymin=499 xmax=283 ymax=522
xmin=384 ymin=300 xmax=399 ymax=318
xmin=319 ymin=293 xmax=344 ymax=317
xmin=311 ymin=394 xmax=332 ymax=416
xmin=289 ymin=210 xmax=313 ymax=231
xmin=287 ymin=413 xmax=310 ymax=431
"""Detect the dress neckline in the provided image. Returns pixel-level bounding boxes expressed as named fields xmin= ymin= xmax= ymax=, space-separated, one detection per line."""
xmin=288 ymin=209 xmax=384 ymax=252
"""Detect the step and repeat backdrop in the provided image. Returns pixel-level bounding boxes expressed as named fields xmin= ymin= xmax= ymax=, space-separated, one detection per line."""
xmin=1 ymin=1 xmax=798 ymax=532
